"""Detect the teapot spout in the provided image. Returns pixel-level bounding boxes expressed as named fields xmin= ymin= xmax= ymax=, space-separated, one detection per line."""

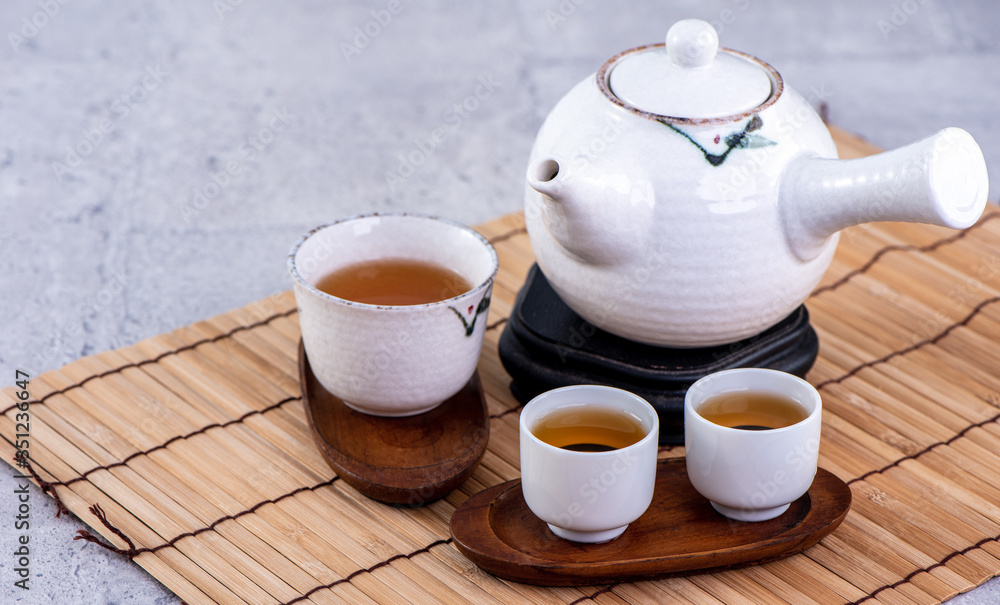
xmin=527 ymin=157 xmax=567 ymax=203
xmin=780 ymin=127 xmax=989 ymax=261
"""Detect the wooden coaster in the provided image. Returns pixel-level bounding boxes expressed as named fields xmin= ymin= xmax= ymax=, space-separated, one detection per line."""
xmin=451 ymin=458 xmax=851 ymax=586
xmin=299 ymin=341 xmax=490 ymax=506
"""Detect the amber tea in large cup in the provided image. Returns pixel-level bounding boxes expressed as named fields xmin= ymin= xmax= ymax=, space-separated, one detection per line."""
xmin=314 ymin=258 xmax=472 ymax=306
xmin=685 ymin=368 xmax=822 ymax=522
xmin=288 ymin=213 xmax=498 ymax=416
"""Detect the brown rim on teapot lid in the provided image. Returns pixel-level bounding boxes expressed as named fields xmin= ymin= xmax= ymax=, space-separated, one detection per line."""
xmin=605 ymin=19 xmax=776 ymax=121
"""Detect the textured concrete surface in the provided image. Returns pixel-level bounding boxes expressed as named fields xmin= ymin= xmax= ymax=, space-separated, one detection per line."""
xmin=1 ymin=1 xmax=998 ymax=603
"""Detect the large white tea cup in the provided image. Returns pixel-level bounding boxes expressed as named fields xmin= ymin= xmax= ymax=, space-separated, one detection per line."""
xmin=685 ymin=368 xmax=822 ymax=522
xmin=288 ymin=213 xmax=498 ymax=416
xmin=519 ymin=385 xmax=659 ymax=543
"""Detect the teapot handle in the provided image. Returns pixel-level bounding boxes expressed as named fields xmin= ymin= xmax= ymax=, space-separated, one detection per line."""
xmin=780 ymin=127 xmax=988 ymax=261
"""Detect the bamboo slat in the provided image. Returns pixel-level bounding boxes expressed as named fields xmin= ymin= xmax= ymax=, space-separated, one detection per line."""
xmin=3 ymin=127 xmax=1000 ymax=604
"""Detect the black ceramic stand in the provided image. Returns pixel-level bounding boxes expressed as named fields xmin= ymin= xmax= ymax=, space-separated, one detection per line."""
xmin=498 ymin=265 xmax=819 ymax=445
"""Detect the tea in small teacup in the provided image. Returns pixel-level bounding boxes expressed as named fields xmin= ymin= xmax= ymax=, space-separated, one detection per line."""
xmin=531 ymin=406 xmax=647 ymax=452
xmin=684 ymin=368 xmax=822 ymax=522
xmin=520 ymin=385 xmax=659 ymax=543
xmin=697 ymin=391 xmax=808 ymax=431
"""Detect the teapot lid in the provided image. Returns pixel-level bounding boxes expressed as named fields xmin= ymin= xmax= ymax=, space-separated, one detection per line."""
xmin=606 ymin=20 xmax=774 ymax=120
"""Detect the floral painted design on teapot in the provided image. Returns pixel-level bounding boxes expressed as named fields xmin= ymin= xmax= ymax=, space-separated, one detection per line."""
xmin=663 ymin=114 xmax=775 ymax=166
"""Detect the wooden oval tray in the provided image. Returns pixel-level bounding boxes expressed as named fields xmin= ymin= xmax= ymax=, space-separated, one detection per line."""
xmin=451 ymin=457 xmax=851 ymax=585
xmin=299 ymin=341 xmax=489 ymax=506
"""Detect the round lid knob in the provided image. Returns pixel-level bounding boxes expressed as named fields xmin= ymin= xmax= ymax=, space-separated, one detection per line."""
xmin=665 ymin=19 xmax=718 ymax=68
xmin=608 ymin=19 xmax=773 ymax=119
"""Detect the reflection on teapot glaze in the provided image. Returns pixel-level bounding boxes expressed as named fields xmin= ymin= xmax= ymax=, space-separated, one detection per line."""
xmin=449 ymin=295 xmax=491 ymax=337
xmin=660 ymin=114 xmax=776 ymax=166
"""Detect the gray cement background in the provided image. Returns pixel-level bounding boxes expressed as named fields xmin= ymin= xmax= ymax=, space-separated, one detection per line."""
xmin=1 ymin=1 xmax=998 ymax=603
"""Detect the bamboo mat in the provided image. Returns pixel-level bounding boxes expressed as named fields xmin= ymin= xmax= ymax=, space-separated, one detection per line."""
xmin=4 ymin=127 xmax=1000 ymax=604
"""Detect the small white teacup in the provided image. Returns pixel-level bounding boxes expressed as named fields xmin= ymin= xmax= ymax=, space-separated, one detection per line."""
xmin=684 ymin=368 xmax=822 ymax=522
xmin=519 ymin=385 xmax=659 ymax=543
xmin=288 ymin=213 xmax=498 ymax=416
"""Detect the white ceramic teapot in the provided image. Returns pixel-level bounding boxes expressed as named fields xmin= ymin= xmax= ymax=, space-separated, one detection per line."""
xmin=525 ymin=19 xmax=988 ymax=348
